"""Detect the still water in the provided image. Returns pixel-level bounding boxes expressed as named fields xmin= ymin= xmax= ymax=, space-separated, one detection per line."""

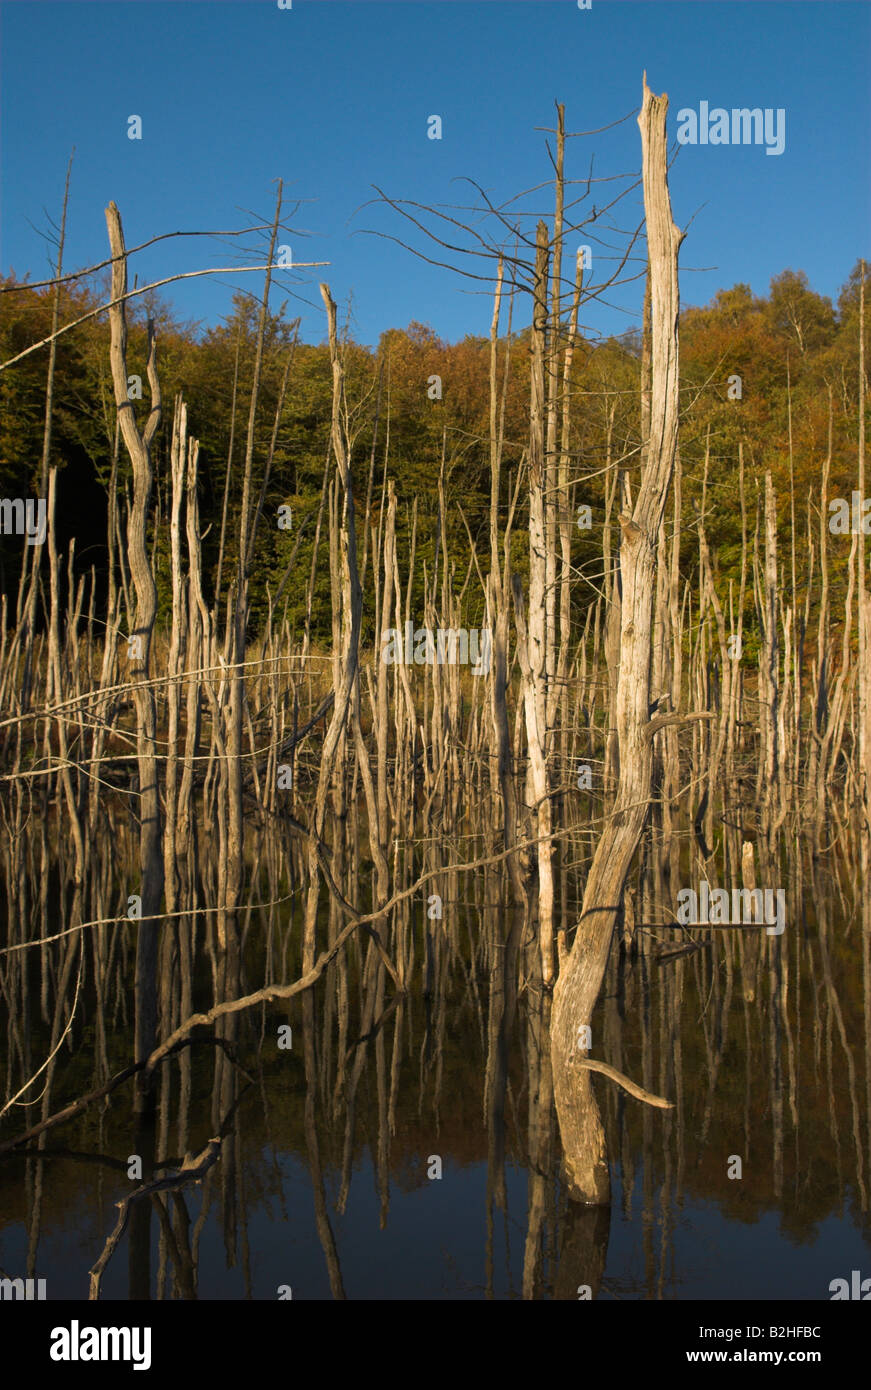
xmin=1 ymin=841 xmax=868 ymax=1301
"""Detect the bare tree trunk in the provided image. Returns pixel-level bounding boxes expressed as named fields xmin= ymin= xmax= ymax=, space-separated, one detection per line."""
xmin=521 ymin=220 xmax=555 ymax=985
xmin=376 ymin=482 xmax=396 ymax=845
xmin=550 ymin=77 xmax=684 ymax=1203
xmin=663 ymin=443 xmax=683 ymax=850
xmin=758 ymin=471 xmax=781 ymax=847
xmin=105 ymin=202 xmax=164 ymax=1110
xmin=300 ymin=286 xmax=363 ymax=973
xmin=602 ymin=410 xmax=620 ymax=796
xmin=856 ymin=267 xmax=871 ymax=1151
xmin=214 ymin=325 xmax=242 ymax=631
xmin=545 ymin=105 xmax=565 ymax=738
xmin=223 ymin=184 xmax=283 ymax=950
xmin=164 ymin=398 xmax=188 ymax=919
xmin=19 ymin=153 xmax=74 ymax=712
xmin=556 ymin=247 xmax=584 ymax=884
xmin=858 ymin=262 xmax=869 ymax=852
xmin=178 ymin=429 xmax=205 ymax=846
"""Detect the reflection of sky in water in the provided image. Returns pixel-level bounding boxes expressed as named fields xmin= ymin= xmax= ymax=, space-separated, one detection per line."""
xmin=2 ymin=1152 xmax=868 ymax=1300
xmin=2 ymin=866 xmax=868 ymax=1301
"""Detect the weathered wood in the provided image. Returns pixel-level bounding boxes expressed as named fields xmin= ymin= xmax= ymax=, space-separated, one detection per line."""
xmin=758 ymin=470 xmax=782 ymax=844
xmin=105 ymin=202 xmax=164 ymax=1109
xmin=550 ymin=75 xmax=684 ymax=1203
xmin=222 ymin=184 xmax=284 ymax=953
xmin=521 ymin=220 xmax=555 ymax=985
xmin=299 ymin=286 xmax=363 ymax=973
xmin=89 ymin=1136 xmax=223 ymax=1300
xmin=858 ymin=261 xmax=869 ymax=848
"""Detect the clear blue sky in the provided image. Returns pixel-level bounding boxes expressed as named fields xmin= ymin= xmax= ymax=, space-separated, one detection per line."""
xmin=1 ymin=0 xmax=869 ymax=347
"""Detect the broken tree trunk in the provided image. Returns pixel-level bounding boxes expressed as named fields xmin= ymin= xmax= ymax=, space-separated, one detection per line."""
xmin=522 ymin=220 xmax=555 ymax=985
xmin=550 ymin=76 xmax=684 ymax=1203
xmin=300 ymin=286 xmax=363 ymax=974
xmin=105 ymin=202 xmax=164 ymax=1111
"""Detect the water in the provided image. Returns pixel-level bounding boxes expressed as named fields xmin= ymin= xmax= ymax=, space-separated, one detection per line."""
xmin=2 ymin=836 xmax=868 ymax=1300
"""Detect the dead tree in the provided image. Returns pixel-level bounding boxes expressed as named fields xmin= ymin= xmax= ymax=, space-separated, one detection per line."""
xmin=300 ymin=286 xmax=364 ymax=973
xmin=550 ymin=77 xmax=685 ymax=1204
xmin=105 ymin=202 xmax=164 ymax=1107
xmin=519 ymin=221 xmax=556 ymax=985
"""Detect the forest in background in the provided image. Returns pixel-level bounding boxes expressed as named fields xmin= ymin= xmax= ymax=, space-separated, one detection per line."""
xmin=2 ymin=258 xmax=867 ymax=650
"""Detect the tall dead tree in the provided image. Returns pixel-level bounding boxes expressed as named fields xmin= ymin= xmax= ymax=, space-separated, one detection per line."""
xmin=18 ymin=153 xmax=74 ymax=713
xmin=858 ymin=260 xmax=871 ymax=1194
xmin=550 ymin=77 xmax=684 ymax=1203
xmin=105 ymin=202 xmax=164 ymax=1107
xmin=519 ymin=220 xmax=556 ymax=985
xmin=300 ymin=286 xmax=363 ymax=973
xmin=486 ymin=259 xmax=526 ymax=905
xmin=858 ymin=262 xmax=869 ymax=857
xmin=221 ymin=184 xmax=284 ymax=952
xmin=757 ymin=470 xmax=782 ymax=846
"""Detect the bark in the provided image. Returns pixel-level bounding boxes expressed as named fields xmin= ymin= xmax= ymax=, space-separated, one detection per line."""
xmin=19 ymin=152 xmax=73 ymax=711
xmin=758 ymin=471 xmax=782 ymax=845
xmin=223 ymin=184 xmax=283 ymax=947
xmin=163 ymin=398 xmax=188 ymax=919
xmin=550 ymin=76 xmax=684 ymax=1203
xmin=858 ymin=263 xmax=869 ymax=852
xmin=105 ymin=202 xmax=164 ymax=1108
xmin=300 ymin=286 xmax=363 ymax=974
xmin=545 ymin=105 xmax=565 ymax=736
xmin=522 ymin=221 xmax=555 ymax=985
xmin=214 ymin=326 xmax=242 ymax=627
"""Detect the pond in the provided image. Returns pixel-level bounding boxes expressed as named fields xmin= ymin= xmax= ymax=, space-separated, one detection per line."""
xmin=2 ymin=828 xmax=867 ymax=1303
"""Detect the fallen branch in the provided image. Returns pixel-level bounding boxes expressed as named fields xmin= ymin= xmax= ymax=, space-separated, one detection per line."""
xmin=0 ymin=1038 xmax=251 ymax=1156
xmin=88 ymin=1138 xmax=223 ymax=1300
xmin=244 ymin=687 xmax=335 ymax=788
xmin=1 ymin=260 xmax=330 ymax=374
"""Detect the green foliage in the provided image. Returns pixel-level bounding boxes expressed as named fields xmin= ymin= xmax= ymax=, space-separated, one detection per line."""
xmin=1 ymin=260 xmax=868 ymax=655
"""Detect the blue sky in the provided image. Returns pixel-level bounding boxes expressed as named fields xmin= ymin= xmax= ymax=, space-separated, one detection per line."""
xmin=1 ymin=0 xmax=869 ymax=347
